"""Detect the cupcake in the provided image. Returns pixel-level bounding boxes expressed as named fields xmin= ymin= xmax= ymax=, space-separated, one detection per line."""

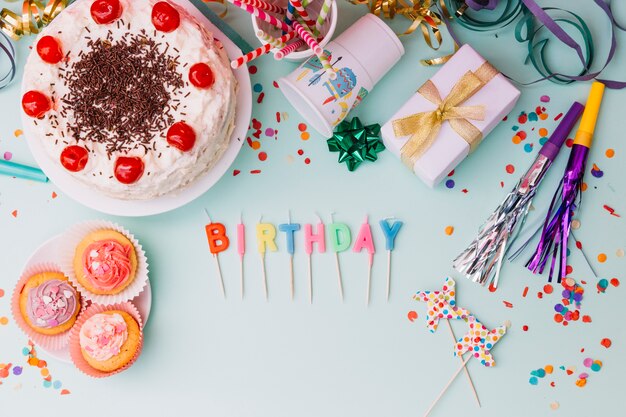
xmin=18 ymin=271 xmax=80 ymax=336
xmin=73 ymin=230 xmax=138 ymax=295
xmin=78 ymin=310 xmax=141 ymax=373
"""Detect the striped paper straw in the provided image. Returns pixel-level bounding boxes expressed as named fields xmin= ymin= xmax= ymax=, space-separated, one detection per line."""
xmin=231 ymin=32 xmax=296 ymax=68
xmin=241 ymin=0 xmax=285 ymax=15
xmin=289 ymin=0 xmax=317 ymax=34
xmin=231 ymin=0 xmax=292 ymax=33
xmin=274 ymin=39 xmax=306 ymax=60
xmin=283 ymin=2 xmax=295 ymax=35
xmin=257 ymin=29 xmax=287 ymax=48
xmin=315 ymin=0 xmax=332 ymax=35
xmin=292 ymin=21 xmax=336 ymax=79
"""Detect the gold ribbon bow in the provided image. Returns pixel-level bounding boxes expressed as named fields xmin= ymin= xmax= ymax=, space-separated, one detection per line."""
xmin=1 ymin=0 xmax=67 ymax=41
xmin=392 ymin=61 xmax=498 ymax=168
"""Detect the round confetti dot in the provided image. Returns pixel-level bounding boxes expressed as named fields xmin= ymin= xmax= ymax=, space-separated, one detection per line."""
xmin=12 ymin=366 xmax=22 ymax=376
xmin=554 ymin=313 xmax=563 ymax=323
xmin=250 ymin=140 xmax=261 ymax=150
xmin=600 ymin=338 xmax=612 ymax=348
xmin=543 ymin=284 xmax=553 ymax=294
xmin=512 ymin=134 xmax=522 ymax=144
xmin=53 ymin=380 xmax=62 ymax=389
xmin=597 ymin=279 xmax=609 ymax=291
xmin=297 ymin=149 xmax=304 ymax=156
xmin=3 ymin=151 xmax=12 ymax=161
xmin=258 ymin=152 xmax=267 ymax=162
xmin=571 ymin=219 xmax=581 ymax=230
xmin=565 ymin=265 xmax=573 ymax=275
xmin=43 ymin=380 xmax=52 ymax=388
xmin=610 ymin=278 xmax=620 ymax=287
xmin=298 ymin=123 xmax=307 ymax=132
xmin=264 ymin=128 xmax=274 ymax=137
xmin=575 ymin=378 xmax=587 ymax=387
xmin=253 ymin=83 xmax=263 ymax=93
xmin=540 ymin=95 xmax=551 ymax=103
xmin=300 ymin=131 xmax=310 ymax=140
xmin=539 ymin=128 xmax=548 ymax=137
xmin=445 ymin=179 xmax=455 ymax=189
xmin=550 ymin=401 xmax=560 ymax=411
xmin=22 ymin=347 xmax=30 ymax=356
xmin=529 ymin=376 xmax=538 ymax=385
xmin=41 ymin=368 xmax=49 ymax=377
xmin=539 ymin=136 xmax=548 ymax=145
xmin=583 ymin=358 xmax=593 ymax=367
xmin=304 ymin=158 xmax=311 ymax=165
xmin=597 ymin=253 xmax=607 ymax=263
xmin=606 ymin=148 xmax=615 ymax=158
xmin=524 ymin=143 xmax=534 ymax=153
xmin=444 ymin=226 xmax=454 ymax=236
xmin=591 ymin=362 xmax=602 ymax=372
xmin=522 ymin=325 xmax=529 ymax=331
xmin=545 ymin=365 xmax=554 ymax=374
xmin=0 ymin=317 xmax=8 ymax=325
xmin=616 ymin=248 xmax=624 ymax=258
xmin=248 ymin=65 xmax=257 ymax=74
xmin=407 ymin=311 xmax=418 ymax=322
xmin=505 ymin=164 xmax=515 ymax=174
xmin=0 ymin=288 xmax=4 ymax=297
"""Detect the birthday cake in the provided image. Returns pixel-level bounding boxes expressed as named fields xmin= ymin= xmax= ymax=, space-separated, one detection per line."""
xmin=22 ymin=0 xmax=237 ymax=199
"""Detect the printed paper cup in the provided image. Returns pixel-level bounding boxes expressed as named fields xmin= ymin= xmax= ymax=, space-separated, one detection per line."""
xmin=59 ymin=220 xmax=149 ymax=305
xmin=278 ymin=13 xmax=404 ymax=136
xmin=69 ymin=302 xmax=144 ymax=378
xmin=251 ymin=0 xmax=338 ymax=62
xmin=11 ymin=262 xmax=85 ymax=351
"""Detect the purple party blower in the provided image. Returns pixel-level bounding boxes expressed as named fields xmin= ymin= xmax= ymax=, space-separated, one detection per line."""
xmin=453 ymin=101 xmax=584 ymax=289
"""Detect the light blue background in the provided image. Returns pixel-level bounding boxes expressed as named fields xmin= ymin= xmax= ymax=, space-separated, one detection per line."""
xmin=1 ymin=1 xmax=625 ymax=417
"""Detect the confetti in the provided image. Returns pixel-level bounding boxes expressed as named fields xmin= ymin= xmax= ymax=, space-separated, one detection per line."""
xmin=590 ymin=163 xmax=604 ymax=178
xmin=505 ymin=164 xmax=515 ymax=174
xmin=605 ymin=148 xmax=615 ymax=158
xmin=603 ymin=205 xmax=620 ymax=217
xmin=549 ymin=401 xmax=560 ymax=410
xmin=597 ymin=253 xmax=607 ymax=263
xmin=0 ymin=317 xmax=8 ymax=325
xmin=407 ymin=310 xmax=418 ymax=322
xmin=600 ymin=338 xmax=612 ymax=348
xmin=444 ymin=226 xmax=454 ymax=236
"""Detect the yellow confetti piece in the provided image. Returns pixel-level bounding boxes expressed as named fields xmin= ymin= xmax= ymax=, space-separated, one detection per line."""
xmin=616 ymin=248 xmax=624 ymax=258
xmin=0 ymin=317 xmax=8 ymax=325
xmin=545 ymin=365 xmax=554 ymax=374
xmin=13 ymin=129 xmax=23 ymax=137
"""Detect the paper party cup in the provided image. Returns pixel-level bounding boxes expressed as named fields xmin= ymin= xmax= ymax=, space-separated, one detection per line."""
xmin=11 ymin=262 xmax=85 ymax=351
xmin=58 ymin=220 xmax=149 ymax=305
xmin=251 ymin=0 xmax=338 ymax=62
xmin=278 ymin=13 xmax=404 ymax=137
xmin=69 ymin=302 xmax=144 ymax=378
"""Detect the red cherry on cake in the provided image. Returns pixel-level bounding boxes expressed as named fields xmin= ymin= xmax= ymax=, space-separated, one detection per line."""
xmin=90 ymin=0 xmax=122 ymax=24
xmin=36 ymin=36 xmax=63 ymax=64
xmin=152 ymin=1 xmax=180 ymax=32
xmin=22 ymin=91 xmax=51 ymax=118
xmin=167 ymin=122 xmax=196 ymax=152
xmin=114 ymin=156 xmax=144 ymax=184
xmin=189 ymin=63 xmax=215 ymax=89
xmin=60 ymin=146 xmax=89 ymax=172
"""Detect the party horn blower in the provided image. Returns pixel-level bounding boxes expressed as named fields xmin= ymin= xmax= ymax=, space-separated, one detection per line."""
xmin=453 ymin=101 xmax=584 ymax=289
xmin=525 ymin=82 xmax=605 ymax=282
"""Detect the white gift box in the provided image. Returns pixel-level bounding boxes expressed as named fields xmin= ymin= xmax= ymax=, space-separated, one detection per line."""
xmin=381 ymin=44 xmax=521 ymax=187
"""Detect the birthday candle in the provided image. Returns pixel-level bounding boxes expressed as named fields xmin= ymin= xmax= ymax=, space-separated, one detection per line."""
xmin=237 ymin=216 xmax=245 ymax=299
xmin=329 ymin=218 xmax=350 ymax=301
xmin=204 ymin=210 xmax=228 ymax=298
xmin=256 ymin=221 xmax=277 ymax=300
xmin=279 ymin=213 xmax=301 ymax=300
xmin=304 ymin=218 xmax=325 ymax=304
xmin=379 ymin=219 xmax=403 ymax=301
xmin=353 ymin=216 xmax=375 ymax=305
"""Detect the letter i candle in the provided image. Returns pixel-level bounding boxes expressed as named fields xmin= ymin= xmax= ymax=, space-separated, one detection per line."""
xmin=353 ymin=216 xmax=375 ymax=305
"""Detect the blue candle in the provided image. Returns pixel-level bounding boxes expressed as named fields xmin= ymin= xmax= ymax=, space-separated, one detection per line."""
xmin=379 ymin=220 xmax=403 ymax=251
xmin=278 ymin=223 xmax=301 ymax=255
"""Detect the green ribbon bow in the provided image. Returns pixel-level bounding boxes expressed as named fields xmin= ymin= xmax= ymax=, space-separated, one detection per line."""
xmin=327 ymin=118 xmax=385 ymax=172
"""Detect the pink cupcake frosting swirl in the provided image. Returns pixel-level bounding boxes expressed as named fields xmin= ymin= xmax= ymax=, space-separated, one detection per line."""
xmin=79 ymin=313 xmax=128 ymax=361
xmin=27 ymin=279 xmax=78 ymax=328
xmin=82 ymin=240 xmax=132 ymax=291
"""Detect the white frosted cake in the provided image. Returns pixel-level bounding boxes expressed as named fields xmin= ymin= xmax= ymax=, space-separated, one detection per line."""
xmin=22 ymin=0 xmax=237 ymax=199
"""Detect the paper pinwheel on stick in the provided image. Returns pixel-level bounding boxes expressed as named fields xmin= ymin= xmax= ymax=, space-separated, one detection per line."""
xmin=453 ymin=101 xmax=584 ymax=289
xmin=413 ymin=278 xmax=479 ymax=406
xmin=423 ymin=316 xmax=507 ymax=417
xmin=516 ymin=82 xmax=606 ymax=283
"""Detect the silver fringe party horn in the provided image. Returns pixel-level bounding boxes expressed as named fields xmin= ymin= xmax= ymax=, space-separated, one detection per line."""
xmin=453 ymin=102 xmax=584 ymax=289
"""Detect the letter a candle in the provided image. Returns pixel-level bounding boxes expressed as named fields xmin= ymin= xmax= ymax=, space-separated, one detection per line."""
xmin=353 ymin=216 xmax=375 ymax=305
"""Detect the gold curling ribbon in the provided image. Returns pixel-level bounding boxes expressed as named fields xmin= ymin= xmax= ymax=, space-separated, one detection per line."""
xmin=349 ymin=0 xmax=444 ymax=50
xmin=1 ymin=0 xmax=67 ymax=41
xmin=392 ymin=61 xmax=498 ymax=168
xmin=202 ymin=0 xmax=228 ymax=19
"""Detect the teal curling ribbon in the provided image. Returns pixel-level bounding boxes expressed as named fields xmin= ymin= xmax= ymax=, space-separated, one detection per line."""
xmin=327 ymin=118 xmax=385 ymax=172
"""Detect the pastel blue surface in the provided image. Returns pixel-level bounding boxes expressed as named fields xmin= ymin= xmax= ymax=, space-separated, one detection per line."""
xmin=1 ymin=1 xmax=626 ymax=417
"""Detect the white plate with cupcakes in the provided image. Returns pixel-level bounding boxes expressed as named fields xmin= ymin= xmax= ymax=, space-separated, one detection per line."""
xmin=12 ymin=221 xmax=150 ymax=377
xmin=21 ymin=0 xmax=252 ymax=216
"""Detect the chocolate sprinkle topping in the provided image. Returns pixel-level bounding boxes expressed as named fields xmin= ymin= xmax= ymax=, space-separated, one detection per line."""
xmin=60 ymin=33 xmax=184 ymax=156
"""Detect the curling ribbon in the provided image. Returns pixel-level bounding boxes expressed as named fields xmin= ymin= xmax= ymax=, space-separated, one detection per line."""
xmin=0 ymin=0 xmax=68 ymax=41
xmin=201 ymin=0 xmax=228 ymax=19
xmin=349 ymin=0 xmax=444 ymax=50
xmin=0 ymin=32 xmax=16 ymax=90
xmin=392 ymin=61 xmax=497 ymax=168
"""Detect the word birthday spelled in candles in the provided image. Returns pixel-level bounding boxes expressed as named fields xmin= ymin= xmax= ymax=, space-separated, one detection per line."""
xmin=204 ymin=214 xmax=403 ymax=303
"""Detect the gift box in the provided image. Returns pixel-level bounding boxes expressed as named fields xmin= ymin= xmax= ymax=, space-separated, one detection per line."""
xmin=381 ymin=44 xmax=520 ymax=187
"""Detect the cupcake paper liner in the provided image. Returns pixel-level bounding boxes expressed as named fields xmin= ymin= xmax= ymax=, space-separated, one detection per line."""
xmin=58 ymin=220 xmax=149 ymax=305
xmin=11 ymin=262 xmax=86 ymax=351
xmin=69 ymin=302 xmax=144 ymax=378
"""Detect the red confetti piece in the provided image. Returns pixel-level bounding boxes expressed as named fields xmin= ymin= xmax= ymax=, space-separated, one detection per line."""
xmin=407 ymin=311 xmax=418 ymax=322
xmin=522 ymin=325 xmax=529 ymax=331
xmin=11 ymin=210 xmax=17 ymax=218
xmin=248 ymin=65 xmax=257 ymax=74
xmin=60 ymin=389 xmax=71 ymax=395
xmin=276 ymin=112 xmax=281 ymax=123
xmin=522 ymin=286 xmax=529 ymax=297
xmin=257 ymin=92 xmax=265 ymax=103
xmin=500 ymin=181 xmax=504 ymax=188
xmin=517 ymin=131 xmax=527 ymax=140
xmin=582 ymin=315 xmax=592 ymax=323
xmin=543 ymin=284 xmax=553 ymax=294
xmin=488 ymin=282 xmax=497 ymax=292
xmin=576 ymin=240 xmax=582 ymax=249
xmin=250 ymin=169 xmax=261 ymax=174
xmin=566 ymin=138 xmax=574 ymax=147
xmin=232 ymin=170 xmax=240 ymax=176
xmin=600 ymin=338 xmax=612 ymax=348
xmin=518 ymin=113 xmax=528 ymax=124
xmin=610 ymin=278 xmax=620 ymax=287
xmin=554 ymin=112 xmax=563 ymax=121
xmin=537 ymin=292 xmax=543 ymax=299
xmin=503 ymin=301 xmax=513 ymax=308
xmin=447 ymin=169 xmax=455 ymax=177
xmin=304 ymin=158 xmax=311 ymax=165
xmin=461 ymin=189 xmax=468 ymax=193
xmin=252 ymin=119 xmax=262 ymax=130
xmin=258 ymin=152 xmax=267 ymax=162
xmin=51 ymin=192 xmax=57 ymax=199
xmin=506 ymin=164 xmax=515 ymax=174
xmin=603 ymin=205 xmax=620 ymax=217
xmin=272 ymin=80 xmax=279 ymax=88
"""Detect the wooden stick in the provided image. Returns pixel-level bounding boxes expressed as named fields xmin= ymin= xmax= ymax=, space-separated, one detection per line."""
xmin=308 ymin=254 xmax=313 ymax=304
xmin=239 ymin=255 xmax=244 ymax=300
xmin=366 ymin=253 xmax=373 ymax=305
xmin=261 ymin=254 xmax=268 ymax=301
xmin=423 ymin=355 xmax=473 ymax=417
xmin=386 ymin=250 xmax=391 ymax=301
xmin=289 ymin=256 xmax=295 ymax=300
xmin=445 ymin=320 xmax=481 ymax=407
xmin=214 ymin=254 xmax=225 ymax=298
xmin=335 ymin=253 xmax=343 ymax=302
